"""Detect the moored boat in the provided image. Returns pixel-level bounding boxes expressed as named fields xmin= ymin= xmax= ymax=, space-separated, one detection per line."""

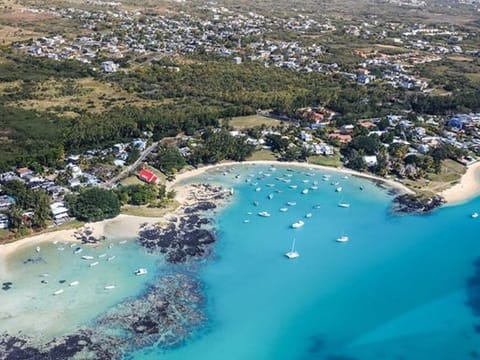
xmin=336 ymin=235 xmax=349 ymax=243
xmin=291 ymin=220 xmax=305 ymax=229
xmin=53 ymin=289 xmax=64 ymax=296
xmin=285 ymin=238 xmax=300 ymax=259
xmin=134 ymin=268 xmax=148 ymax=276
xmin=338 ymin=203 xmax=350 ymax=208
xmin=258 ymin=211 xmax=271 ymax=217
xmin=69 ymin=281 xmax=79 ymax=287
xmin=301 ymin=189 xmax=309 ymax=195
xmin=472 ymin=212 xmax=479 ymax=219
xmin=89 ymin=261 xmax=99 ymax=267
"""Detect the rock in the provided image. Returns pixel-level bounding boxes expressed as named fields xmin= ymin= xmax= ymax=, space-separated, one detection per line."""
xmin=392 ymin=194 xmax=445 ymax=214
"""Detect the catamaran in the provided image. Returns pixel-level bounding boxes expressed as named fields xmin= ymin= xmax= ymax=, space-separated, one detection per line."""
xmin=285 ymin=238 xmax=300 ymax=259
xmin=291 ymin=220 xmax=305 ymax=229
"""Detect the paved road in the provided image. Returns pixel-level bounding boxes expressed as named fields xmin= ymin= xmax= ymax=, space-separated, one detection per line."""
xmin=103 ymin=141 xmax=159 ymax=188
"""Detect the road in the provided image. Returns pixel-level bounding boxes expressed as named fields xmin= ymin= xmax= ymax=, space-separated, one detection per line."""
xmin=103 ymin=141 xmax=159 ymax=188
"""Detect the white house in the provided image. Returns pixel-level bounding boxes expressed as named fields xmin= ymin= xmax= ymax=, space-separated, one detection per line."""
xmin=0 ymin=213 xmax=9 ymax=229
xmin=51 ymin=202 xmax=70 ymax=224
xmin=100 ymin=61 xmax=119 ymax=73
xmin=363 ymin=155 xmax=378 ymax=167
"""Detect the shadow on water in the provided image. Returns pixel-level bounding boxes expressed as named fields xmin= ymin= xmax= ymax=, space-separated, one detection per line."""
xmin=299 ymin=335 xmax=357 ymax=360
xmin=466 ymin=258 xmax=480 ymax=329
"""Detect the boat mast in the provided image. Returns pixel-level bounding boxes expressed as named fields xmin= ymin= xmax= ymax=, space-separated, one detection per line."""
xmin=291 ymin=238 xmax=296 ymax=252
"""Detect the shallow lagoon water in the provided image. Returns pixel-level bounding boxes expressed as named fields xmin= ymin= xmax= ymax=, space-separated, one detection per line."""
xmin=134 ymin=164 xmax=480 ymax=360
xmin=1 ymin=164 xmax=480 ymax=359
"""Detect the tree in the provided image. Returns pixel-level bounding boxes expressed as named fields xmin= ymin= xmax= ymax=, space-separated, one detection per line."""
xmin=7 ymin=206 xmax=24 ymax=230
xmin=67 ymin=188 xmax=120 ymax=222
xmin=32 ymin=191 xmax=50 ymax=228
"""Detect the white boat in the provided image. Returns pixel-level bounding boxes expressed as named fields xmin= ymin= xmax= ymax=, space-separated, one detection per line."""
xmin=336 ymin=187 xmax=342 ymax=192
xmin=289 ymin=185 xmax=298 ymax=189
xmin=98 ymin=253 xmax=107 ymax=258
xmin=336 ymin=235 xmax=349 ymax=243
xmin=104 ymin=285 xmax=115 ymax=290
xmin=301 ymin=189 xmax=309 ymax=195
xmin=287 ymin=201 xmax=297 ymax=206
xmin=268 ymin=194 xmax=274 ymax=200
xmin=36 ymin=246 xmax=41 ymax=252
xmin=305 ymin=213 xmax=313 ymax=218
xmin=343 ymin=175 xmax=349 ymax=179
xmin=108 ymin=243 xmax=114 ymax=249
xmin=57 ymin=247 xmax=65 ymax=251
xmin=247 ymin=211 xmax=253 ymax=215
xmin=53 ymin=240 xmax=58 ymax=245
xmin=69 ymin=281 xmax=79 ymax=287
xmin=134 ymin=268 xmax=148 ymax=276
xmin=266 ymin=183 xmax=275 ymax=187
xmin=243 ymin=219 xmax=250 ymax=223
xmin=258 ymin=211 xmax=271 ymax=217
xmin=81 ymin=255 xmax=94 ymax=260
xmin=107 ymin=256 xmax=116 ymax=261
xmin=472 ymin=212 xmax=479 ymax=218
xmin=73 ymin=247 xmax=83 ymax=254
xmin=291 ymin=220 xmax=305 ymax=229
xmin=255 ymin=187 xmax=262 ymax=192
xmin=338 ymin=203 xmax=350 ymax=208
xmin=53 ymin=289 xmax=64 ymax=296
xmin=279 ymin=207 xmax=288 ymax=212
xmin=89 ymin=261 xmax=99 ymax=267
xmin=332 ymin=181 xmax=340 ymax=186
xmin=119 ymin=240 xmax=127 ymax=245
xmin=40 ymin=273 xmax=50 ymax=277
xmin=302 ymin=179 xmax=310 ymax=183
xmin=310 ymin=186 xmax=318 ymax=190
xmin=285 ymin=238 xmax=300 ymax=259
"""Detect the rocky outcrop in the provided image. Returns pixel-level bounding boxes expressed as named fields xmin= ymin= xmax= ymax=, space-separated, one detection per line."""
xmin=392 ymin=194 xmax=445 ymax=214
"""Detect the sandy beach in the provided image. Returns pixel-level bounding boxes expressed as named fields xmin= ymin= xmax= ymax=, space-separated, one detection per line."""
xmin=168 ymin=160 xmax=415 ymax=195
xmin=0 ymin=214 xmax=160 ymax=259
xmin=442 ymin=161 xmax=480 ymax=204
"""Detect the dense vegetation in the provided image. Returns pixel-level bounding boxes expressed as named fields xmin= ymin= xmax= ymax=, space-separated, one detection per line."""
xmin=66 ymin=188 xmax=120 ymax=222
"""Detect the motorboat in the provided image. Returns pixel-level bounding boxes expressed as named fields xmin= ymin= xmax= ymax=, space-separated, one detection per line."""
xmin=98 ymin=253 xmax=107 ymax=258
xmin=255 ymin=187 xmax=262 ymax=192
xmin=289 ymin=185 xmax=298 ymax=189
xmin=104 ymin=285 xmax=115 ymax=290
xmin=336 ymin=235 xmax=349 ymax=243
xmin=89 ymin=261 xmax=99 ymax=267
xmin=287 ymin=202 xmax=297 ymax=206
xmin=279 ymin=207 xmax=288 ymax=212
xmin=81 ymin=255 xmax=94 ymax=260
xmin=73 ymin=247 xmax=83 ymax=254
xmin=336 ymin=187 xmax=342 ymax=192
xmin=253 ymin=201 xmax=259 ymax=207
xmin=258 ymin=211 xmax=271 ymax=217
xmin=472 ymin=212 xmax=479 ymax=219
xmin=107 ymin=256 xmax=116 ymax=261
xmin=301 ymin=189 xmax=309 ymax=195
xmin=53 ymin=289 xmax=64 ymax=296
xmin=134 ymin=268 xmax=148 ymax=276
xmin=69 ymin=281 xmax=79 ymax=287
xmin=268 ymin=194 xmax=274 ymax=200
xmin=305 ymin=213 xmax=313 ymax=218
xmin=119 ymin=240 xmax=127 ymax=245
xmin=285 ymin=238 xmax=300 ymax=259
xmin=338 ymin=203 xmax=350 ymax=208
xmin=243 ymin=219 xmax=250 ymax=223
xmin=291 ymin=220 xmax=305 ymax=229
xmin=36 ymin=246 xmax=41 ymax=252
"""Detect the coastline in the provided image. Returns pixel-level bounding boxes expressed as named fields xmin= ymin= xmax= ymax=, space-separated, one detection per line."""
xmin=441 ymin=161 xmax=480 ymax=205
xmin=0 ymin=214 xmax=161 ymax=260
xmin=168 ymin=160 xmax=415 ymax=195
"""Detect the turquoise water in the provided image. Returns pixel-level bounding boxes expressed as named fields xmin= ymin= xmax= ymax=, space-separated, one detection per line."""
xmin=132 ymin=164 xmax=480 ymax=360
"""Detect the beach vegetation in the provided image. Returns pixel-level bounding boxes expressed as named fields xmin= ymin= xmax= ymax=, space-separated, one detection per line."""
xmin=66 ymin=187 xmax=121 ymax=222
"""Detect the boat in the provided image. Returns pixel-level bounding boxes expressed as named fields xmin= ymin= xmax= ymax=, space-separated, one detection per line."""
xmin=98 ymin=253 xmax=107 ymax=258
xmin=243 ymin=219 xmax=250 ymax=223
xmin=302 ymin=179 xmax=310 ymax=183
xmin=255 ymin=187 xmax=262 ymax=192
xmin=336 ymin=235 xmax=349 ymax=243
xmin=73 ymin=247 xmax=83 ymax=254
xmin=36 ymin=246 xmax=41 ymax=252
xmin=332 ymin=181 xmax=340 ymax=186
xmin=104 ymin=285 xmax=115 ymax=290
xmin=268 ymin=194 xmax=274 ymax=200
xmin=472 ymin=212 xmax=479 ymax=219
xmin=108 ymin=243 xmax=114 ymax=249
xmin=89 ymin=261 xmax=99 ymax=267
xmin=310 ymin=186 xmax=318 ymax=190
xmin=266 ymin=183 xmax=275 ymax=187
xmin=336 ymin=187 xmax=342 ymax=192
xmin=69 ymin=281 xmax=79 ymax=287
xmin=285 ymin=238 xmax=300 ymax=259
xmin=258 ymin=211 xmax=271 ymax=217
xmin=289 ymin=185 xmax=298 ymax=189
xmin=134 ymin=268 xmax=148 ymax=276
xmin=247 ymin=211 xmax=253 ymax=215
xmin=338 ymin=203 xmax=350 ymax=208
xmin=57 ymin=247 xmax=65 ymax=251
xmin=40 ymin=273 xmax=50 ymax=277
xmin=344 ymin=176 xmax=349 ymax=179
xmin=119 ymin=240 xmax=127 ymax=245
xmin=291 ymin=220 xmax=305 ymax=229
xmin=81 ymin=255 xmax=94 ymax=260
xmin=53 ymin=289 xmax=64 ymax=296
xmin=287 ymin=201 xmax=297 ymax=206
xmin=253 ymin=201 xmax=259 ymax=207
xmin=301 ymin=189 xmax=309 ymax=195
xmin=313 ymin=204 xmax=321 ymax=209
xmin=107 ymin=256 xmax=116 ymax=261
xmin=279 ymin=207 xmax=288 ymax=212
xmin=305 ymin=213 xmax=313 ymax=218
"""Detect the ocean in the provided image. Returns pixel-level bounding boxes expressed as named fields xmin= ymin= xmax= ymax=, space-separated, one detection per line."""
xmin=1 ymin=163 xmax=480 ymax=359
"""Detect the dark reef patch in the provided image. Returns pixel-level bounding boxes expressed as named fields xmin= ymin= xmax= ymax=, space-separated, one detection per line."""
xmin=392 ymin=194 xmax=445 ymax=214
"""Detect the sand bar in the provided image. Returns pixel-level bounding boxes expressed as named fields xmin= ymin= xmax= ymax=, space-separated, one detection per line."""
xmin=441 ymin=161 xmax=480 ymax=204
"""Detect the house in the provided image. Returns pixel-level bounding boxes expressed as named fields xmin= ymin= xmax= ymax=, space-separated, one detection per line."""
xmin=357 ymin=74 xmax=371 ymax=85
xmin=132 ymin=139 xmax=147 ymax=152
xmin=51 ymin=202 xmax=70 ymax=224
xmin=363 ymin=155 xmax=378 ymax=167
xmin=100 ymin=61 xmax=119 ymax=73
xmin=16 ymin=167 xmax=34 ymax=178
xmin=299 ymin=131 xmax=313 ymax=142
xmin=138 ymin=169 xmax=158 ymax=184
xmin=328 ymin=133 xmax=352 ymax=143
xmin=340 ymin=124 xmax=354 ymax=134
xmin=0 ymin=213 xmax=9 ymax=229
xmin=0 ymin=195 xmax=15 ymax=210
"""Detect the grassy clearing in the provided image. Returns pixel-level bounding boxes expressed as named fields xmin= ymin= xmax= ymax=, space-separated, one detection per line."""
xmin=227 ymin=114 xmax=281 ymax=130
xmin=307 ymin=154 xmax=342 ymax=167
xmin=247 ymin=150 xmax=277 ymax=161
xmin=120 ymin=175 xmax=144 ymax=187
xmin=121 ymin=201 xmax=179 ymax=217
xmin=404 ymin=159 xmax=465 ymax=195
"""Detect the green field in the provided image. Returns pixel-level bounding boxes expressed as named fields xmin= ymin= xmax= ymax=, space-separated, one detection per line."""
xmin=228 ymin=115 xmax=282 ymax=130
xmin=307 ymin=154 xmax=342 ymax=167
xmin=247 ymin=150 xmax=277 ymax=161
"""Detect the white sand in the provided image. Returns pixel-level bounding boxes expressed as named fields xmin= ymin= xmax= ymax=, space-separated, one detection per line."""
xmin=0 ymin=214 xmax=160 ymax=259
xmin=442 ymin=161 xmax=480 ymax=204
xmin=168 ymin=160 xmax=414 ymax=195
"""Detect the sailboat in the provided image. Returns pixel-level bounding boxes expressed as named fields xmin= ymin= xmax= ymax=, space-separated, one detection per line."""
xmin=336 ymin=235 xmax=349 ymax=243
xmin=285 ymin=238 xmax=300 ymax=259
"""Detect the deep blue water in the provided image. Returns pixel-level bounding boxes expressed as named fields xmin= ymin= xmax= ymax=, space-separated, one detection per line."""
xmin=130 ymin=164 xmax=480 ymax=360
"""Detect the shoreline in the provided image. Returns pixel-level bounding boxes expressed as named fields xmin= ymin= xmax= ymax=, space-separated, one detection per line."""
xmin=0 ymin=214 xmax=161 ymax=261
xmin=441 ymin=160 xmax=480 ymax=205
xmin=168 ymin=160 xmax=415 ymax=195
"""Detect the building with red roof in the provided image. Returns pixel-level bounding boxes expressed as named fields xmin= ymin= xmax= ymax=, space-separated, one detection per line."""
xmin=138 ymin=169 xmax=158 ymax=184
